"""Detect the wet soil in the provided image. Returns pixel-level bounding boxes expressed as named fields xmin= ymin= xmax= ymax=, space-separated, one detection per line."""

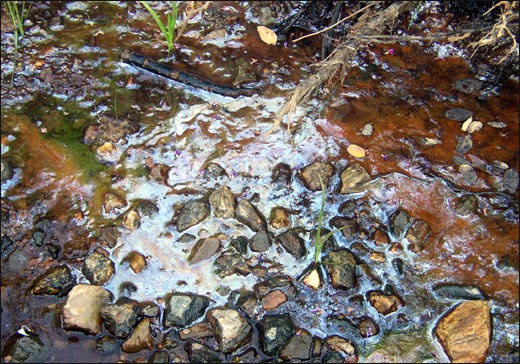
xmin=1 ymin=1 xmax=519 ymax=363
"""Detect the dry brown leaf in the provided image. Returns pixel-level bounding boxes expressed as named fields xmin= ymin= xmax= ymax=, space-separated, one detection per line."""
xmin=257 ymin=26 xmax=277 ymax=45
xmin=347 ymin=144 xmax=366 ymax=158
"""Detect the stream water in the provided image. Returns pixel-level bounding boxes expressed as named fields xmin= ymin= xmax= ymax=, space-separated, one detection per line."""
xmin=1 ymin=2 xmax=518 ymax=363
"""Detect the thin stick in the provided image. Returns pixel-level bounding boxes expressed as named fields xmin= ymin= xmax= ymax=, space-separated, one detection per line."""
xmin=293 ymin=2 xmax=377 ymax=43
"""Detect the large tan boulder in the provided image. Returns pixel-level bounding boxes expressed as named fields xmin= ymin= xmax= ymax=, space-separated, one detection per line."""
xmin=434 ymin=300 xmax=491 ymax=363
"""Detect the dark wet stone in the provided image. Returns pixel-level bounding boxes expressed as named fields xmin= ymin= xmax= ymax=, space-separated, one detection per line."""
xmin=96 ymin=335 xmax=118 ymax=353
xmin=503 ymin=168 xmax=519 ymax=193
xmin=100 ymin=300 xmax=139 ymax=338
xmin=236 ymin=291 xmax=259 ymax=318
xmin=456 ymin=135 xmax=473 ymax=154
xmin=367 ymin=290 xmax=403 ymax=315
xmin=164 ymin=292 xmax=210 ymax=328
xmin=459 ymin=164 xmax=478 ymax=185
xmin=269 ymin=206 xmax=291 ymax=229
xmin=103 ymin=191 xmax=128 ymax=214
xmin=453 ymin=79 xmax=482 ymax=94
xmin=84 ymin=115 xmax=139 ymax=144
xmin=121 ymin=318 xmax=153 ymax=353
xmin=46 ymin=244 xmax=60 ymax=259
xmin=3 ymin=334 xmax=43 ymax=362
xmin=179 ymin=322 xmax=214 ymax=340
xmin=119 ymin=282 xmax=138 ymax=297
xmin=392 ymin=258 xmax=405 ymax=276
xmin=188 ymin=236 xmax=221 ymax=264
xmin=179 ymin=233 xmax=196 ymax=244
xmin=31 ymin=229 xmax=45 ymax=247
xmin=209 ymin=186 xmax=236 ymax=219
xmin=405 ymin=219 xmax=431 ymax=252
xmin=236 ymin=199 xmax=266 ymax=232
xmin=452 ymin=155 xmax=470 ymax=166
xmin=1 ymin=158 xmax=14 ymax=182
xmin=98 ymin=226 xmax=121 ymax=249
xmin=135 ymin=199 xmax=159 ymax=217
xmin=390 ymin=209 xmax=411 ymax=238
xmin=271 ymin=163 xmax=292 ymax=186
xmin=338 ymin=199 xmax=358 ymax=217
xmin=266 ymin=274 xmax=293 ymax=289
xmin=456 ymin=194 xmax=478 ymax=216
xmin=6 ymin=248 xmax=29 ymax=274
xmin=275 ymin=229 xmax=307 ymax=260
xmin=339 ymin=163 xmax=371 ymax=193
xmin=176 ymin=199 xmax=210 ymax=232
xmin=279 ymin=329 xmax=312 ymax=361
xmin=297 ymin=162 xmax=335 ymax=191
xmin=230 ymin=236 xmax=248 ymax=255
xmin=323 ymin=249 xmax=357 ymax=290
xmin=204 ymin=162 xmax=228 ymax=179
xmin=329 ymin=217 xmax=360 ymax=241
xmin=149 ymin=350 xmax=170 ymax=363
xmin=312 ymin=337 xmax=322 ymax=357
xmin=32 ymin=265 xmax=76 ymax=296
xmin=444 ymin=108 xmax=473 ymax=121
xmin=1 ymin=235 xmax=14 ymax=257
xmin=82 ymin=250 xmax=115 ymax=285
xmin=496 ymin=254 xmax=519 ymax=272
xmin=249 ymin=230 xmax=274 ymax=252
xmin=433 ymin=285 xmax=486 ymax=300
xmin=357 ymin=263 xmax=382 ymax=287
xmin=323 ymin=351 xmax=344 ymax=363
xmin=258 ymin=314 xmax=295 ymax=356
xmin=139 ymin=302 xmax=160 ymax=318
xmin=186 ymin=342 xmax=225 ymax=363
xmin=232 ymin=348 xmax=259 ymax=363
xmin=207 ymin=307 xmax=252 ymax=353
xmin=310 ymin=228 xmax=337 ymax=251
xmin=214 ymin=251 xmax=251 ymax=278
xmin=357 ymin=316 xmax=379 ymax=338
xmin=217 ymin=285 xmax=230 ymax=296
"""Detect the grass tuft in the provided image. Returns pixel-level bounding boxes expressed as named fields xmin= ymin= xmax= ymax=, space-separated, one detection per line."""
xmin=139 ymin=1 xmax=178 ymax=54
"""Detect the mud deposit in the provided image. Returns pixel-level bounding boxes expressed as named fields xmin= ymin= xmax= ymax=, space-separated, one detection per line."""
xmin=1 ymin=2 xmax=518 ymax=363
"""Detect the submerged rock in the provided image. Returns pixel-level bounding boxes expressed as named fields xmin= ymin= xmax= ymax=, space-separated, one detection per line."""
xmin=176 ymin=199 xmax=210 ymax=232
xmin=444 ymin=108 xmax=473 ymax=121
xmin=433 ymin=285 xmax=486 ymax=300
xmin=135 ymin=199 xmax=159 ymax=217
xmin=325 ymin=335 xmax=356 ymax=357
xmin=453 ymin=79 xmax=482 ymax=94
xmin=271 ymin=163 xmax=292 ymax=187
xmin=62 ymin=284 xmax=113 ymax=335
xmin=323 ymin=249 xmax=357 ymax=290
xmin=95 ymin=335 xmax=118 ymax=353
xmin=122 ymin=251 xmax=147 ymax=274
xmin=405 ymin=219 xmax=431 ymax=252
xmin=230 ymin=236 xmax=248 ymax=255
xmin=276 ymin=229 xmax=307 ymax=260
xmin=103 ymin=191 xmax=128 ymax=214
xmin=258 ymin=314 xmax=295 ymax=356
xmin=297 ymin=162 xmax=335 ymax=191
xmin=149 ymin=351 xmax=170 ymax=363
xmin=214 ymin=251 xmax=250 ymax=278
xmin=249 ymin=230 xmax=273 ymax=252
xmin=262 ymin=289 xmax=287 ymax=310
xmin=122 ymin=209 xmax=141 ymax=231
xmin=339 ymin=163 xmax=371 ymax=193
xmin=204 ymin=163 xmax=227 ymax=179
xmin=179 ymin=322 xmax=214 ymax=340
xmin=186 ymin=342 xmax=225 ymax=363
xmin=279 ymin=329 xmax=312 ymax=361
xmin=209 ymin=186 xmax=236 ymax=219
xmin=82 ymin=250 xmax=115 ymax=285
xmin=455 ymin=194 xmax=478 ymax=216
xmin=121 ymin=318 xmax=153 ymax=353
xmin=390 ymin=209 xmax=411 ymax=238
xmin=358 ymin=316 xmax=379 ymax=338
xmin=367 ymin=290 xmax=403 ymax=315
xmin=207 ymin=307 xmax=252 ymax=353
xmin=100 ymin=300 xmax=139 ymax=338
xmin=1 ymin=158 xmax=14 ymax=182
xmin=235 ymin=199 xmax=266 ymax=231
xmin=98 ymin=226 xmax=121 ymax=249
xmin=329 ymin=217 xmax=360 ymax=241
xmin=32 ymin=265 xmax=76 ymax=296
xmin=456 ymin=135 xmax=473 ymax=154
xmin=434 ymin=300 xmax=491 ymax=363
xmin=2 ymin=333 xmax=43 ymax=362
xmin=164 ymin=292 xmax=210 ymax=328
xmin=269 ymin=206 xmax=291 ymax=229
xmin=235 ymin=291 xmax=259 ymax=318
xmin=503 ymin=168 xmax=519 ymax=193
xmin=188 ymin=236 xmax=221 ymax=264
xmin=459 ymin=164 xmax=478 ymax=185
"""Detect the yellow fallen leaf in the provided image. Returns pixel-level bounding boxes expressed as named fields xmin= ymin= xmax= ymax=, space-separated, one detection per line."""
xmin=347 ymin=144 xmax=366 ymax=158
xmin=257 ymin=26 xmax=277 ymax=45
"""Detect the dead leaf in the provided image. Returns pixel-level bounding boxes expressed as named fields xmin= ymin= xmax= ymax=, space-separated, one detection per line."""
xmin=347 ymin=144 xmax=366 ymax=158
xmin=461 ymin=116 xmax=473 ymax=131
xmin=257 ymin=26 xmax=277 ymax=45
xmin=468 ymin=121 xmax=483 ymax=133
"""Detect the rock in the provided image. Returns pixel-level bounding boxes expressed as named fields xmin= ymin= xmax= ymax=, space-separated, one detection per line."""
xmin=6 ymin=248 xmax=29 ymax=274
xmin=389 ymin=242 xmax=403 ymax=255
xmin=433 ymin=285 xmax=486 ymax=300
xmin=339 ymin=163 xmax=371 ymax=193
xmin=249 ymin=230 xmax=273 ymax=252
xmin=98 ymin=226 xmax=121 ymax=248
xmin=232 ymin=348 xmax=259 ymax=363
xmin=32 ymin=265 xmax=76 ymax=296
xmin=2 ymin=334 xmax=44 ymax=362
xmin=456 ymin=195 xmax=478 ymax=216
xmin=303 ymin=269 xmax=321 ymax=290
xmin=150 ymin=164 xmax=169 ymax=185
xmin=204 ymin=162 xmax=228 ymax=179
xmin=103 ymin=191 xmax=128 ymax=214
xmin=214 ymin=251 xmax=250 ymax=278
xmin=325 ymin=335 xmax=356 ymax=356
xmin=434 ymin=300 xmax=491 ymax=363
xmin=445 ymin=109 xmax=473 ymax=122
xmin=258 ymin=314 xmax=295 ymax=356
xmin=188 ymin=236 xmax=221 ymax=264
xmin=252 ymin=265 xmax=268 ymax=278
xmin=100 ymin=300 xmax=139 ymax=338
xmin=122 ymin=251 xmax=147 ymax=274
xmin=235 ymin=291 xmax=259 ymax=318
xmin=369 ymin=252 xmax=385 ymax=262
xmin=358 ymin=316 xmax=379 ymax=337
xmin=459 ymin=164 xmax=477 ymax=185
xmin=122 ymin=209 xmax=141 ymax=231
xmin=323 ymin=351 xmax=345 ymax=363
xmin=452 ymin=155 xmax=470 ymax=166
xmin=186 ymin=342 xmax=225 ymax=363
xmin=176 ymin=199 xmax=210 ymax=232
xmin=121 ymin=318 xmax=153 ymax=353
xmin=207 ymin=307 xmax=252 ymax=353
xmin=390 ymin=209 xmax=411 ymax=238
xmin=1 ymin=158 xmax=14 ymax=182
xmin=361 ymin=123 xmax=373 ymax=136
xmin=392 ymin=258 xmax=405 ymax=276
xmin=164 ymin=292 xmax=210 ymax=328
xmin=62 ymin=284 xmax=113 ymax=335
xmin=373 ymin=230 xmax=390 ymax=246
xmin=405 ymin=220 xmax=431 ymax=252
xmin=467 ymin=121 xmax=483 ymax=133
xmin=235 ymin=199 xmax=266 ymax=231
xmin=367 ymin=290 xmax=403 ymax=315
xmin=456 ymin=135 xmax=473 ymax=154
xmin=329 ymin=217 xmax=360 ymax=241
xmin=487 ymin=121 xmax=507 ymax=128
xmin=275 ymin=229 xmax=307 ymax=260
xmin=297 ymin=162 xmax=335 ymax=191
xmin=119 ymin=282 xmax=138 ymax=297
xmin=269 ymin=207 xmax=291 ymax=229
xmin=496 ymin=254 xmax=519 ymax=272
xmin=179 ymin=322 xmax=214 ymax=340
xmin=262 ymin=289 xmax=287 ymax=310
xmin=179 ymin=233 xmax=196 ymax=244
xmin=1 ymin=235 xmax=14 ymax=257
xmin=503 ymin=168 xmax=519 ymax=193
xmin=323 ymin=249 xmax=357 ymax=290
xmin=96 ymin=335 xmax=118 ymax=353
xmin=82 ymin=250 xmax=115 ymax=285
xmin=279 ymin=329 xmax=312 ymax=361
xmin=139 ymin=302 xmax=159 ymax=318
xmin=135 ymin=199 xmax=159 ymax=217
xmin=357 ymin=263 xmax=382 ymax=287
xmin=149 ymin=351 xmax=170 ymax=363
xmin=209 ymin=187 xmax=236 ymax=219
xmin=230 ymin=236 xmax=248 ymax=255
xmin=453 ymin=79 xmax=482 ymax=94
xmin=31 ymin=230 xmax=45 ymax=247
xmin=271 ymin=163 xmax=292 ymax=186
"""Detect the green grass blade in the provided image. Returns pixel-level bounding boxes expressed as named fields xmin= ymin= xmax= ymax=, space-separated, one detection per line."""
xmin=140 ymin=1 xmax=168 ymax=39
